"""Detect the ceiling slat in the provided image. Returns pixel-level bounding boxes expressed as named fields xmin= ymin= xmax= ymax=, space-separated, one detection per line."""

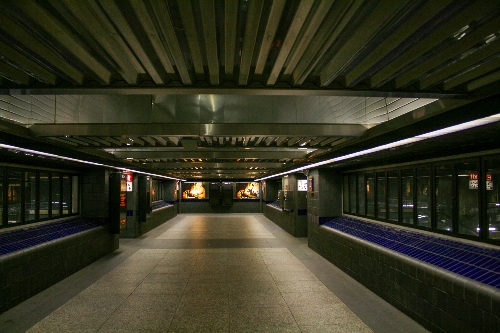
xmin=15 ymin=1 xmax=112 ymax=84
xmin=283 ymin=0 xmax=334 ymax=77
xmin=444 ymin=56 xmax=500 ymax=90
xmin=320 ymin=0 xmax=410 ymax=87
xmin=267 ymin=0 xmax=314 ymax=85
xmin=60 ymin=0 xmax=137 ymax=84
xmin=199 ymin=0 xmax=219 ymax=85
xmin=224 ymin=0 xmax=239 ymax=77
xmin=395 ymin=18 xmax=500 ymax=88
xmin=239 ymin=0 xmax=264 ymax=85
xmin=150 ymin=0 xmax=192 ymax=85
xmin=0 ymin=41 xmax=57 ymax=85
xmin=129 ymin=1 xmax=175 ymax=75
xmin=98 ymin=0 xmax=163 ymax=84
xmin=467 ymin=68 xmax=500 ymax=92
xmin=292 ymin=0 xmax=363 ymax=86
xmin=177 ymin=0 xmax=204 ymax=74
xmin=345 ymin=0 xmax=454 ymax=87
xmin=254 ymin=0 xmax=286 ymax=75
xmin=370 ymin=1 xmax=493 ymax=88
xmin=0 ymin=61 xmax=31 ymax=85
xmin=0 ymin=12 xmax=84 ymax=84
xmin=420 ymin=38 xmax=500 ymax=89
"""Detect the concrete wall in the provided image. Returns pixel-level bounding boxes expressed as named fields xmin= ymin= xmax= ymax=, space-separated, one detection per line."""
xmin=80 ymin=168 xmax=110 ymax=218
xmin=139 ymin=205 xmax=177 ymax=236
xmin=308 ymin=222 xmax=500 ymax=333
xmin=264 ymin=204 xmax=307 ymax=237
xmin=307 ymin=169 xmax=342 ymax=224
xmin=0 ymin=226 xmax=118 ymax=314
xmin=180 ymin=200 xmax=261 ymax=214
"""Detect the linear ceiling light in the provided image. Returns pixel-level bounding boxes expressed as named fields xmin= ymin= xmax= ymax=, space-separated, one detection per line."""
xmin=255 ymin=113 xmax=500 ymax=181
xmin=0 ymin=143 xmax=185 ymax=181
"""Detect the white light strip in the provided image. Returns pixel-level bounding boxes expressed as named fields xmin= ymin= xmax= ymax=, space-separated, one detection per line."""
xmin=255 ymin=113 xmax=500 ymax=181
xmin=0 ymin=143 xmax=185 ymax=181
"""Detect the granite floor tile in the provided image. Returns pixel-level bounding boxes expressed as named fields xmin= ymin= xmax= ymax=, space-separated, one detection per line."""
xmin=228 ymin=291 xmax=287 ymax=308
xmin=133 ymin=282 xmax=187 ymax=295
xmin=288 ymin=304 xmax=363 ymax=326
xmin=282 ymin=291 xmax=343 ymax=308
xmin=99 ymin=308 xmax=174 ymax=331
xmin=229 ymin=306 xmax=297 ymax=330
xmin=168 ymin=307 xmax=229 ymax=332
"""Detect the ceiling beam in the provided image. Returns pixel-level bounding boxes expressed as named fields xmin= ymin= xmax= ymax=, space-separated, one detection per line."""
xmin=30 ymin=123 xmax=367 ymax=137
xmin=110 ymin=150 xmax=309 ymax=159
xmin=239 ymin=0 xmax=264 ymax=85
xmin=199 ymin=0 xmax=219 ymax=85
xmin=146 ymin=162 xmax=284 ymax=169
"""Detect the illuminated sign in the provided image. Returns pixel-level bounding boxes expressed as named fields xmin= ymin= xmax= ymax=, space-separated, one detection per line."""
xmin=297 ymin=179 xmax=307 ymax=191
xmin=183 ymin=182 xmax=206 ymax=199
xmin=236 ymin=182 xmax=259 ymax=199
xmin=125 ymin=173 xmax=133 ymax=192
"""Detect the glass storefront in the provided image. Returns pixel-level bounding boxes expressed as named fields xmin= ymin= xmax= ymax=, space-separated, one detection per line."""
xmin=342 ymin=153 xmax=500 ymax=244
xmin=8 ymin=170 xmax=22 ymax=224
xmin=25 ymin=171 xmax=37 ymax=221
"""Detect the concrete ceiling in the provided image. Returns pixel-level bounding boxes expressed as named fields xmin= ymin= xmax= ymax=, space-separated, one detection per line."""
xmin=1 ymin=0 xmax=500 ymax=180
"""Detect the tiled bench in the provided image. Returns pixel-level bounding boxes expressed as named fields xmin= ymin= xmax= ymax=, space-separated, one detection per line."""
xmin=0 ymin=218 xmax=107 ymax=256
xmin=0 ymin=218 xmax=117 ymax=314
xmin=308 ymin=217 xmax=500 ymax=333
xmin=264 ymin=203 xmax=308 ymax=237
xmin=151 ymin=201 xmax=174 ymax=211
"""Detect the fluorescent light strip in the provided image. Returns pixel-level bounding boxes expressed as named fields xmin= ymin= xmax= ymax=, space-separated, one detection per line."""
xmin=255 ymin=113 xmax=500 ymax=181
xmin=0 ymin=143 xmax=185 ymax=181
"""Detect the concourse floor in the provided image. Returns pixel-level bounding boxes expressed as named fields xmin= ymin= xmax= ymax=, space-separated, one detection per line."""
xmin=0 ymin=214 xmax=428 ymax=333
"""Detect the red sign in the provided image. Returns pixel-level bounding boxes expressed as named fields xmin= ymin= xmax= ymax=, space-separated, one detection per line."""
xmin=126 ymin=174 xmax=133 ymax=182
xmin=469 ymin=172 xmax=478 ymax=180
xmin=486 ymin=174 xmax=492 ymax=181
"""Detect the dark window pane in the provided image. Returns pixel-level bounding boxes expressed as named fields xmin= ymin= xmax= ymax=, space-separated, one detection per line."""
xmin=358 ymin=174 xmax=365 ymax=215
xmin=376 ymin=172 xmax=386 ymax=220
xmin=343 ymin=175 xmax=349 ymax=213
xmin=25 ymin=172 xmax=37 ymax=221
xmin=52 ymin=174 xmax=61 ymax=217
xmin=416 ymin=167 xmax=431 ymax=228
xmin=72 ymin=176 xmax=79 ymax=214
xmin=62 ymin=175 xmax=70 ymax=215
xmin=367 ymin=173 xmax=375 ymax=217
xmin=401 ymin=169 xmax=414 ymax=224
xmin=349 ymin=174 xmax=356 ymax=214
xmin=486 ymin=158 xmax=500 ymax=239
xmin=457 ymin=162 xmax=479 ymax=236
xmin=435 ymin=165 xmax=453 ymax=232
xmin=40 ymin=173 xmax=50 ymax=219
xmin=8 ymin=170 xmax=22 ymax=224
xmin=0 ymin=168 xmax=3 ymax=224
xmin=388 ymin=170 xmax=398 ymax=221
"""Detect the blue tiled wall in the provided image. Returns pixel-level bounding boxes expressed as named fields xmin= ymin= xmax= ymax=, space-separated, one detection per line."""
xmin=323 ymin=216 xmax=500 ymax=289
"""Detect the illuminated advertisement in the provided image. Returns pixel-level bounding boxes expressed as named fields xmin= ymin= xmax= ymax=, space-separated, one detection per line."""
xmin=182 ymin=182 xmax=206 ymax=199
xmin=236 ymin=182 xmax=260 ymax=199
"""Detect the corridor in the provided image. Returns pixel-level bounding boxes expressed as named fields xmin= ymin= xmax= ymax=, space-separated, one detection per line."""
xmin=0 ymin=214 xmax=427 ymax=333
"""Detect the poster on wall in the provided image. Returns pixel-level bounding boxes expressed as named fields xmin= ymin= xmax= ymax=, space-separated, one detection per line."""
xmin=297 ymin=179 xmax=307 ymax=191
xmin=182 ymin=182 xmax=206 ymax=199
xmin=235 ymin=182 xmax=260 ymax=199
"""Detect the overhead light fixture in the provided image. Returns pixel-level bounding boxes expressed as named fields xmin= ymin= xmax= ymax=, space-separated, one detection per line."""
xmin=255 ymin=113 xmax=500 ymax=181
xmin=0 ymin=143 xmax=185 ymax=181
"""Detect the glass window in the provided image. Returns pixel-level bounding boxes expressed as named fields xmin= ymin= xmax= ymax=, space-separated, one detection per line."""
xmin=485 ymin=157 xmax=500 ymax=239
xmin=0 ymin=168 xmax=3 ymax=224
xmin=367 ymin=173 xmax=375 ymax=217
xmin=7 ymin=170 xmax=22 ymax=224
xmin=349 ymin=174 xmax=356 ymax=214
xmin=25 ymin=171 xmax=37 ymax=221
xmin=358 ymin=174 xmax=365 ymax=215
xmin=416 ymin=167 xmax=431 ymax=228
xmin=40 ymin=173 xmax=50 ymax=219
xmin=456 ymin=162 xmax=479 ymax=236
xmin=376 ymin=172 xmax=386 ymax=220
xmin=343 ymin=175 xmax=349 ymax=213
xmin=388 ymin=170 xmax=398 ymax=221
xmin=62 ymin=175 xmax=70 ymax=214
xmin=72 ymin=176 xmax=79 ymax=214
xmin=52 ymin=173 xmax=61 ymax=217
xmin=435 ymin=164 xmax=453 ymax=232
xmin=401 ymin=169 xmax=414 ymax=224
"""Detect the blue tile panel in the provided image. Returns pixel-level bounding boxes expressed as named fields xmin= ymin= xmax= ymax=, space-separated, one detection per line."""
xmin=267 ymin=201 xmax=282 ymax=210
xmin=323 ymin=216 xmax=500 ymax=289
xmin=151 ymin=201 xmax=174 ymax=211
xmin=0 ymin=218 xmax=107 ymax=256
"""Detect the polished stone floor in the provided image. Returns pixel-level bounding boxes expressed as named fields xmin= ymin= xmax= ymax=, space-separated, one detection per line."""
xmin=0 ymin=214 xmax=428 ymax=333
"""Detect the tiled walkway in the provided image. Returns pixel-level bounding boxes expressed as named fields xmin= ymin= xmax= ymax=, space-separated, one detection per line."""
xmin=0 ymin=214 xmax=428 ymax=333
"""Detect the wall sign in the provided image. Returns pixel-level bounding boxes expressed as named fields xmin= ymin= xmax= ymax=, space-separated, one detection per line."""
xmin=126 ymin=173 xmax=133 ymax=192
